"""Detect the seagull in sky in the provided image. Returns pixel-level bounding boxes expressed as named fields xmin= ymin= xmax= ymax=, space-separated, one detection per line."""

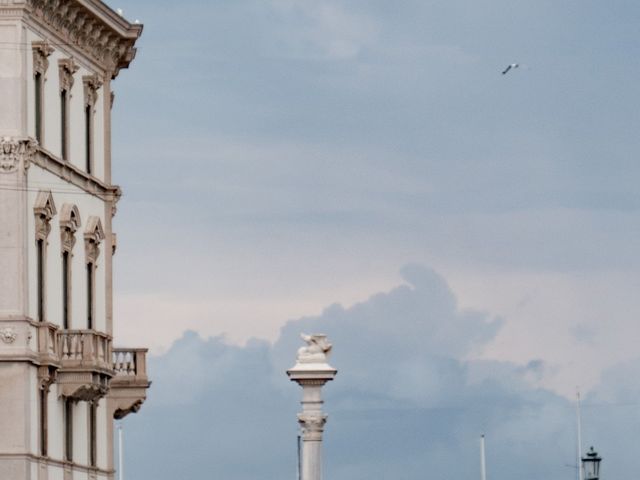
xmin=502 ymin=63 xmax=519 ymax=75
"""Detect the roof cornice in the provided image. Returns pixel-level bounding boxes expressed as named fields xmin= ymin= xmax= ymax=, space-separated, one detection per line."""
xmin=25 ymin=0 xmax=143 ymax=78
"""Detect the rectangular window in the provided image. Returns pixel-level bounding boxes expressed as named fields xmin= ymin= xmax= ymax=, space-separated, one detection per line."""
xmin=37 ymin=239 xmax=44 ymax=322
xmin=40 ymin=389 xmax=48 ymax=456
xmin=35 ymin=73 xmax=43 ymax=143
xmin=62 ymin=251 xmax=70 ymax=329
xmin=60 ymin=89 xmax=68 ymax=160
xmin=64 ymin=398 xmax=73 ymax=462
xmin=89 ymin=402 xmax=97 ymax=467
xmin=87 ymin=263 xmax=94 ymax=330
xmin=85 ymin=104 xmax=92 ymax=174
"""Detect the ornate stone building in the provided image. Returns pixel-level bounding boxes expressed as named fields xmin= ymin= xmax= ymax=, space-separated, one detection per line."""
xmin=0 ymin=1 xmax=150 ymax=479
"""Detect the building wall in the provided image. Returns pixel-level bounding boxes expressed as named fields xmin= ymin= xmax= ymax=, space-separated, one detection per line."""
xmin=0 ymin=3 xmax=145 ymax=479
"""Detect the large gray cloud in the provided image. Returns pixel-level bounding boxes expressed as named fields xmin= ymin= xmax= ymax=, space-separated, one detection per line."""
xmin=119 ymin=265 xmax=616 ymax=480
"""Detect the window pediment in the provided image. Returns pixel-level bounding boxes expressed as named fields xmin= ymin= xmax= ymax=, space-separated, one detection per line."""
xmin=59 ymin=204 xmax=81 ymax=252
xmin=84 ymin=216 xmax=104 ymax=263
xmin=34 ymin=190 xmax=56 ymax=240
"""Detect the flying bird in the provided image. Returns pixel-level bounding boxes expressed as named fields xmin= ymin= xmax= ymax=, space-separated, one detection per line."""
xmin=502 ymin=63 xmax=519 ymax=75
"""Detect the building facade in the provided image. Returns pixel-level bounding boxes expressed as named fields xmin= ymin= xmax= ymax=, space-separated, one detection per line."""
xmin=0 ymin=1 xmax=149 ymax=479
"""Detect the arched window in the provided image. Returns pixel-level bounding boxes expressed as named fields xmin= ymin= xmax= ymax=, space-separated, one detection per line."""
xmin=59 ymin=204 xmax=81 ymax=330
xmin=83 ymin=75 xmax=102 ymax=175
xmin=33 ymin=191 xmax=56 ymax=323
xmin=84 ymin=216 xmax=104 ymax=330
xmin=32 ymin=41 xmax=53 ymax=145
xmin=58 ymin=59 xmax=78 ymax=161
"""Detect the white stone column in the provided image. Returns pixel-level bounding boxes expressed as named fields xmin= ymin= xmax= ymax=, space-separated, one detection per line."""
xmin=287 ymin=334 xmax=337 ymax=480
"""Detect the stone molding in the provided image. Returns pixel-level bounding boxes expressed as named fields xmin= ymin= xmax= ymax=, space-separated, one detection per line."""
xmin=58 ymin=57 xmax=79 ymax=92
xmin=0 ymin=137 xmax=38 ymax=173
xmin=59 ymin=203 xmax=80 ymax=252
xmin=84 ymin=216 xmax=104 ymax=264
xmin=26 ymin=0 xmax=142 ymax=78
xmin=34 ymin=190 xmax=57 ymax=240
xmin=32 ymin=146 xmax=121 ymax=203
xmin=32 ymin=40 xmax=54 ymax=75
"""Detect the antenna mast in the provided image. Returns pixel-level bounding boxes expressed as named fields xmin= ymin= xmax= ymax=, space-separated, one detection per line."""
xmin=576 ymin=390 xmax=583 ymax=480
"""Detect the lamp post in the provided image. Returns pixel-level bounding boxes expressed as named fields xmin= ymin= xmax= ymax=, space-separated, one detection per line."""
xmin=287 ymin=334 xmax=337 ymax=480
xmin=582 ymin=446 xmax=602 ymax=480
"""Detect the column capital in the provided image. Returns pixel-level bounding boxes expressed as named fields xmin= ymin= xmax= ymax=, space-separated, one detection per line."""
xmin=298 ymin=413 xmax=328 ymax=441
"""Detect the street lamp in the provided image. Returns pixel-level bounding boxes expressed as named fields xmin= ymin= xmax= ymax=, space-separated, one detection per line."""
xmin=582 ymin=446 xmax=602 ymax=480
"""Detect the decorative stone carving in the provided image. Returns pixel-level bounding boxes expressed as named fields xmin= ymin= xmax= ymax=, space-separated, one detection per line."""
xmin=84 ymin=216 xmax=105 ymax=264
xmin=114 ymin=399 xmax=143 ymax=420
xmin=59 ymin=203 xmax=81 ymax=252
xmin=27 ymin=0 xmax=142 ymax=78
xmin=298 ymin=413 xmax=328 ymax=441
xmin=296 ymin=333 xmax=333 ymax=364
xmin=32 ymin=40 xmax=54 ymax=74
xmin=38 ymin=366 xmax=58 ymax=391
xmin=34 ymin=190 xmax=57 ymax=240
xmin=0 ymin=327 xmax=17 ymax=344
xmin=83 ymin=74 xmax=102 ymax=107
xmin=58 ymin=58 xmax=79 ymax=91
xmin=0 ymin=137 xmax=37 ymax=173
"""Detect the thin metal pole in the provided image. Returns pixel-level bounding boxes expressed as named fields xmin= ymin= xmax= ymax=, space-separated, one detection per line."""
xmin=297 ymin=434 xmax=301 ymax=480
xmin=480 ymin=435 xmax=487 ymax=480
xmin=118 ymin=422 xmax=124 ymax=480
xmin=576 ymin=390 xmax=583 ymax=480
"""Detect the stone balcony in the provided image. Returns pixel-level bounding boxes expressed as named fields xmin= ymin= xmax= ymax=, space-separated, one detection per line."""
xmin=109 ymin=348 xmax=150 ymax=419
xmin=57 ymin=330 xmax=113 ymax=401
xmin=36 ymin=322 xmax=61 ymax=388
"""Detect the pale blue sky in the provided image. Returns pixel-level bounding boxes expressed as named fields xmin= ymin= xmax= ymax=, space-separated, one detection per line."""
xmin=107 ymin=1 xmax=640 ymax=477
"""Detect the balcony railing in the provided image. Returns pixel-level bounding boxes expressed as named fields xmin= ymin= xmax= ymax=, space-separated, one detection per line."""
xmin=59 ymin=330 xmax=111 ymax=371
xmin=113 ymin=348 xmax=148 ymax=379
xmin=57 ymin=330 xmax=113 ymax=401
xmin=36 ymin=322 xmax=60 ymax=365
xmin=110 ymin=348 xmax=150 ymax=419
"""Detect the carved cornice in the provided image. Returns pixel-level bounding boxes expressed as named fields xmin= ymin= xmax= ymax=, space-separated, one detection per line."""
xmin=0 ymin=137 xmax=37 ymax=173
xmin=27 ymin=0 xmax=143 ymax=78
xmin=58 ymin=57 xmax=79 ymax=91
xmin=83 ymin=74 xmax=102 ymax=106
xmin=34 ymin=190 xmax=57 ymax=240
xmin=84 ymin=215 xmax=104 ymax=264
xmin=32 ymin=40 xmax=54 ymax=74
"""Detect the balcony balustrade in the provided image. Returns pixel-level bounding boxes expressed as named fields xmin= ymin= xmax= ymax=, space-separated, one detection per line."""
xmin=36 ymin=322 xmax=61 ymax=389
xmin=109 ymin=348 xmax=150 ymax=419
xmin=56 ymin=330 xmax=113 ymax=401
